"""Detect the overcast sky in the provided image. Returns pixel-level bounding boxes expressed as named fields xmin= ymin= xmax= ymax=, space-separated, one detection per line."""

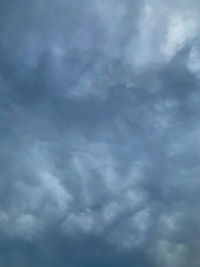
xmin=1 ymin=0 xmax=200 ymax=266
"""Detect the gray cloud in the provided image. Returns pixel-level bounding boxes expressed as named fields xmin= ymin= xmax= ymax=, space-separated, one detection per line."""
xmin=1 ymin=0 xmax=200 ymax=266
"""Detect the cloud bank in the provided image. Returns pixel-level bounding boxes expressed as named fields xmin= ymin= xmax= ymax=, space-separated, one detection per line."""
xmin=1 ymin=0 xmax=200 ymax=266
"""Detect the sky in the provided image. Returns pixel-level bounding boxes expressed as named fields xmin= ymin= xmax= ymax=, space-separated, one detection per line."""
xmin=0 ymin=0 xmax=200 ymax=266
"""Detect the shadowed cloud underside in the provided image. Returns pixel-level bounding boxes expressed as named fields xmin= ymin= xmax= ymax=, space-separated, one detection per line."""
xmin=0 ymin=0 xmax=200 ymax=266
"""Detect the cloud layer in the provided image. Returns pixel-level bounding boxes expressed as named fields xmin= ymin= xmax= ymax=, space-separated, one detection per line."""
xmin=1 ymin=0 xmax=200 ymax=266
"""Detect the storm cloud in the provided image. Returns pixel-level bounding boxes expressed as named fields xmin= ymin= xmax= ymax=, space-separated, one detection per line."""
xmin=1 ymin=0 xmax=200 ymax=266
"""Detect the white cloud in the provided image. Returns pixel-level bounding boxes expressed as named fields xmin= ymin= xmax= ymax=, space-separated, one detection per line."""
xmin=162 ymin=14 xmax=198 ymax=61
xmin=125 ymin=0 xmax=199 ymax=69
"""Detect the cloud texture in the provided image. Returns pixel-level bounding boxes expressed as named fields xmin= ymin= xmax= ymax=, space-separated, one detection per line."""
xmin=1 ymin=0 xmax=200 ymax=266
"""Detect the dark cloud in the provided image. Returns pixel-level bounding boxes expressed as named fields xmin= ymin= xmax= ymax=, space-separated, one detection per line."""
xmin=1 ymin=0 xmax=200 ymax=266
